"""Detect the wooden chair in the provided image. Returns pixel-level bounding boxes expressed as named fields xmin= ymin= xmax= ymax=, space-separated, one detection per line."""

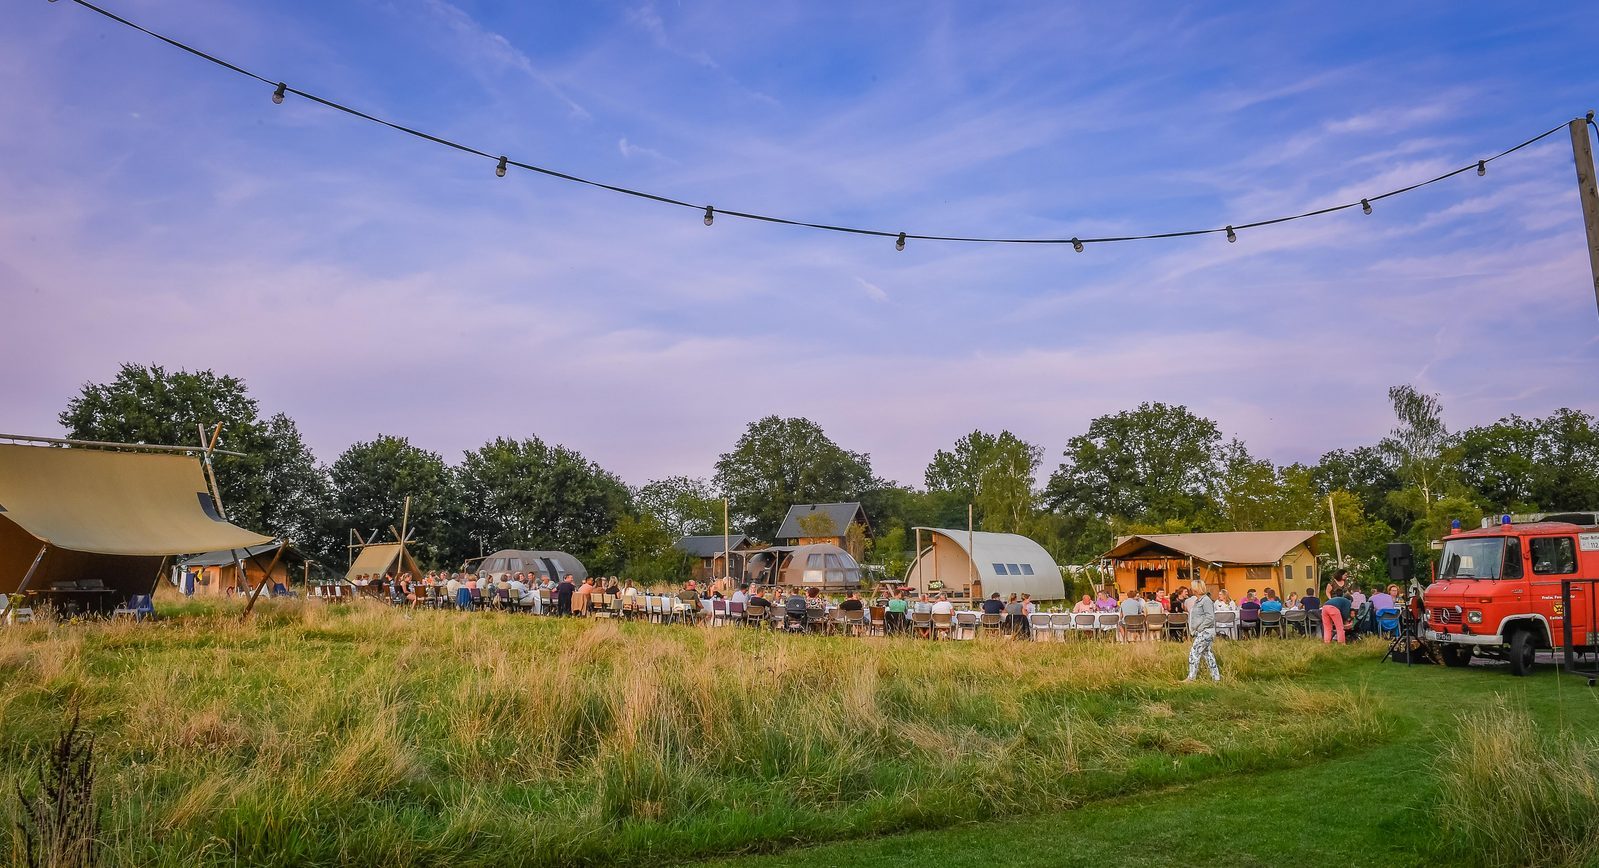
xmin=908 ymin=610 xmax=933 ymax=638
xmin=978 ymin=612 xmax=1004 ymax=637
xmin=931 ymin=611 xmax=954 ymax=640
xmin=867 ymin=606 xmax=887 ymax=636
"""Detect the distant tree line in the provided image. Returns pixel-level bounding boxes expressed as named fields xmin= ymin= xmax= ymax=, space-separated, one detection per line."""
xmin=58 ymin=364 xmax=1599 ymax=585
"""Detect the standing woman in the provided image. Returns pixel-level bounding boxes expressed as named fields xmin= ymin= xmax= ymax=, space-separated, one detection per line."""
xmin=1184 ymin=579 xmax=1221 ymax=683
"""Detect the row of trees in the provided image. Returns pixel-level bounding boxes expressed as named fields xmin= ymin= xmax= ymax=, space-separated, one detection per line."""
xmin=58 ymin=365 xmax=1599 ymax=584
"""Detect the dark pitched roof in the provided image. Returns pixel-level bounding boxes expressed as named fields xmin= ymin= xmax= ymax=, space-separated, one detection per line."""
xmin=775 ymin=502 xmax=866 ymax=540
xmin=180 ymin=541 xmax=291 ymax=567
xmin=673 ymin=534 xmax=750 ymax=558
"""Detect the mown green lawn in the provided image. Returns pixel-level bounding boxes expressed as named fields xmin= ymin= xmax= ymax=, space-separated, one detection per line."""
xmin=713 ymin=653 xmax=1599 ymax=867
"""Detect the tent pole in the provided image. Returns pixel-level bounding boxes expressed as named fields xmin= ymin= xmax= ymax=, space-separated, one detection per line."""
xmin=0 ymin=545 xmax=48 ymax=621
xmin=967 ymin=503 xmax=975 ymax=601
xmin=723 ymin=497 xmax=730 ymax=587
xmin=1328 ymin=493 xmax=1344 ymax=567
xmin=198 ymin=422 xmax=228 ymax=520
xmin=241 ymin=542 xmax=288 ymax=622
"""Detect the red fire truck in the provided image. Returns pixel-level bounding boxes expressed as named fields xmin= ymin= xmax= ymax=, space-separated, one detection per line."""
xmin=1421 ymin=513 xmax=1599 ymax=676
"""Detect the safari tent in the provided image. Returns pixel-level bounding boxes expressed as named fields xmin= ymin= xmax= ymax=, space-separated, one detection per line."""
xmin=1102 ymin=530 xmax=1321 ymax=598
xmin=0 ymin=439 xmax=275 ymax=615
xmin=180 ymin=541 xmax=293 ymax=597
xmin=903 ymin=528 xmax=1067 ymax=601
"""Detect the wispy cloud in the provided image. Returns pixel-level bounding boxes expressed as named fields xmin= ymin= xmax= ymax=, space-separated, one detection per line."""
xmin=421 ymin=0 xmax=591 ymax=119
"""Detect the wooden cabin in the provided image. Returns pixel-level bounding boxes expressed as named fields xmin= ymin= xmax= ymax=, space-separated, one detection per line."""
xmin=774 ymin=502 xmax=870 ymax=561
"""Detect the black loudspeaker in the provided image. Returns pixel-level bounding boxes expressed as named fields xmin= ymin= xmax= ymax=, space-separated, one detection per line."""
xmin=1387 ymin=542 xmax=1414 ymax=583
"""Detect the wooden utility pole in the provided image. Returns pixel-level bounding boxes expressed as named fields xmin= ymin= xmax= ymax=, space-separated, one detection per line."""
xmin=723 ymin=497 xmax=730 ymax=584
xmin=1570 ymin=115 xmax=1599 ymax=317
xmin=1328 ymin=493 xmax=1344 ymax=567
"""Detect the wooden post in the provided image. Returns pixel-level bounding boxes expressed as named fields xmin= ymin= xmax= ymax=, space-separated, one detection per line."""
xmin=723 ymin=497 xmax=730 ymax=583
xmin=241 ymin=542 xmax=288 ymax=621
xmin=967 ymin=503 xmax=975 ymax=600
xmin=1328 ymin=493 xmax=1344 ymax=567
xmin=1569 ymin=116 xmax=1599 ymax=317
xmin=198 ymin=422 xmax=228 ymax=520
xmin=0 ymin=545 xmax=48 ymax=621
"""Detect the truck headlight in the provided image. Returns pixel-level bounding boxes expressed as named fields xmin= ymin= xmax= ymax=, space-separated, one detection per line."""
xmin=1467 ymin=610 xmax=1483 ymax=624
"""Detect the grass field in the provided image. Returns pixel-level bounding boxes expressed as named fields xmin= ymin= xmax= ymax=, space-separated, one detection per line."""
xmin=0 ymin=599 xmax=1595 ymax=867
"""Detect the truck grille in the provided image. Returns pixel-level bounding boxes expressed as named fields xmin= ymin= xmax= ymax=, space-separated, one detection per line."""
xmin=1429 ymin=607 xmax=1458 ymax=624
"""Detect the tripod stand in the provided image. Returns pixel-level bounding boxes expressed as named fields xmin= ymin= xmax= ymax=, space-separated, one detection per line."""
xmin=1381 ymin=609 xmax=1421 ymax=665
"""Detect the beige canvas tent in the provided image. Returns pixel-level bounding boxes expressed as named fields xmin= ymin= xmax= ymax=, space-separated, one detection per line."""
xmin=0 ymin=440 xmax=274 ymax=614
xmin=345 ymin=541 xmax=423 ymax=584
xmin=904 ymin=528 xmax=1067 ymax=601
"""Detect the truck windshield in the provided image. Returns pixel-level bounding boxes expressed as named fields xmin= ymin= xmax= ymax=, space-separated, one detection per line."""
xmin=1439 ymin=537 xmax=1508 ymax=580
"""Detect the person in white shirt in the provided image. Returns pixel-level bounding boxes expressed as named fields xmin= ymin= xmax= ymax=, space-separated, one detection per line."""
xmin=931 ymin=594 xmax=954 ymax=616
xmin=730 ymin=584 xmax=750 ymax=606
xmin=445 ymin=574 xmax=462 ymax=604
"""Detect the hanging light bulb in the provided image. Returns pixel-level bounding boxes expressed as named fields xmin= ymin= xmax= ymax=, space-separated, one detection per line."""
xmin=495 ymin=156 xmax=507 ymax=178
xmin=1071 ymin=237 xmax=1084 ymax=253
xmin=1225 ymin=225 xmax=1237 ymax=243
xmin=703 ymin=205 xmax=715 ymax=226
xmin=1361 ymin=198 xmax=1372 ymax=215
xmin=1477 ymin=160 xmax=1486 ymax=176
xmin=895 ymin=232 xmax=906 ymax=251
xmin=272 ymin=83 xmax=286 ymax=105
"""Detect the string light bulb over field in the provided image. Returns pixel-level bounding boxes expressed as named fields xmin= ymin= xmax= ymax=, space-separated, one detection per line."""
xmin=46 ymin=0 xmax=1594 ymax=254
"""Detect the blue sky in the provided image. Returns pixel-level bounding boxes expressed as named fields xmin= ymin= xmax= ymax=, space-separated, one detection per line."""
xmin=2 ymin=1 xmax=1597 ymax=486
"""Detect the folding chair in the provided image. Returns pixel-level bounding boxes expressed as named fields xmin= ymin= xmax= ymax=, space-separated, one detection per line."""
xmin=931 ymin=611 xmax=954 ymax=640
xmin=1120 ymin=613 xmax=1145 ymax=642
xmin=1028 ymin=612 xmax=1053 ymax=641
xmin=1095 ymin=611 xmax=1120 ymax=640
xmin=909 ymin=610 xmax=933 ymax=639
xmin=1215 ymin=609 xmax=1237 ymax=639
xmin=1071 ymin=611 xmax=1097 ymax=640
xmin=954 ymin=611 xmax=979 ymax=639
xmin=1284 ymin=608 xmax=1308 ymax=637
xmin=1144 ymin=611 xmax=1167 ymax=642
xmin=1051 ymin=613 xmax=1074 ymax=642
xmin=1164 ymin=611 xmax=1189 ymax=642
xmin=1259 ymin=610 xmax=1285 ymax=638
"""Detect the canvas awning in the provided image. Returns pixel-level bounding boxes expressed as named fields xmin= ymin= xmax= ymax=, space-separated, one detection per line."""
xmin=0 ymin=443 xmax=273 ymax=556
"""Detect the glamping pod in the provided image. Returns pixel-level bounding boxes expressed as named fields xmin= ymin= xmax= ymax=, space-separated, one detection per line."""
xmin=473 ymin=549 xmax=588 ymax=584
xmin=903 ymin=528 xmax=1067 ymax=601
xmin=744 ymin=543 xmax=861 ymax=590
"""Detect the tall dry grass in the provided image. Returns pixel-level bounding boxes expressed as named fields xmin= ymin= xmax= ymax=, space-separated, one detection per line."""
xmin=1433 ymin=701 xmax=1599 ymax=867
xmin=0 ymin=598 xmax=1389 ymax=866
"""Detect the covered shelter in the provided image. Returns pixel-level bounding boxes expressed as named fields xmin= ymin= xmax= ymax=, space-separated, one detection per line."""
xmin=179 ymin=541 xmax=295 ymax=597
xmin=0 ymin=440 xmax=274 ymax=616
xmin=345 ymin=541 xmax=424 ymax=585
xmin=1102 ymin=531 xmax=1321 ymax=598
xmin=742 ymin=543 xmax=862 ymax=590
xmin=775 ymin=502 xmax=870 ymax=560
xmin=903 ymin=528 xmax=1066 ymax=602
xmin=473 ymin=549 xmax=588 ymax=584
xmin=673 ymin=534 xmax=753 ymax=582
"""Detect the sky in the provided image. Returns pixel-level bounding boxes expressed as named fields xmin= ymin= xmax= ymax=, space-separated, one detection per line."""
xmin=3 ymin=1 xmax=1598 ymax=487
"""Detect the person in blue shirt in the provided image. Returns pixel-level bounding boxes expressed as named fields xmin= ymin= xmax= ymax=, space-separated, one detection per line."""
xmin=1259 ymin=589 xmax=1284 ymax=614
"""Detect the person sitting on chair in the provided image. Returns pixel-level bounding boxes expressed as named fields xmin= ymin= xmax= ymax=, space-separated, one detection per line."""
xmin=981 ymin=592 xmax=1005 ymax=615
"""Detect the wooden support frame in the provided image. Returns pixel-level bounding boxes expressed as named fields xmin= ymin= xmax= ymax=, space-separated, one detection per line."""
xmin=240 ymin=541 xmax=289 ymax=622
xmin=0 ymin=545 xmax=48 ymax=622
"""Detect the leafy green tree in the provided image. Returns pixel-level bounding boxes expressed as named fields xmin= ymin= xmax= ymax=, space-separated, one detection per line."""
xmin=1312 ymin=445 xmax=1402 ymax=530
xmin=330 ymin=435 xmax=459 ymax=568
xmin=1381 ymin=385 xmax=1452 ymax=505
xmin=592 ymin=513 xmax=691 ymax=583
xmin=925 ymin=430 xmax=1042 ymax=534
xmin=456 ymin=437 xmax=631 ymax=564
xmin=1044 ymin=402 xmax=1223 ymax=526
xmin=1452 ymin=409 xmax=1599 ymax=512
xmin=636 ymin=476 xmax=723 ymax=539
xmin=713 ymin=416 xmax=873 ymax=538
xmin=58 ymin=363 xmax=335 ymax=565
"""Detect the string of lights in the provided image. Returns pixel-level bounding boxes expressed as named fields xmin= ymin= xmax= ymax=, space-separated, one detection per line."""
xmin=53 ymin=0 xmax=1582 ymax=251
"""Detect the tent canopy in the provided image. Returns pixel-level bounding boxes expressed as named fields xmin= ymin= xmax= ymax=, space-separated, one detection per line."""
xmin=0 ymin=443 xmax=273 ymax=556
xmin=1103 ymin=531 xmax=1320 ymax=565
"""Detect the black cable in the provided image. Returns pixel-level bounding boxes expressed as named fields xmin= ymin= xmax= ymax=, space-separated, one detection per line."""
xmin=57 ymin=0 xmax=1581 ymax=249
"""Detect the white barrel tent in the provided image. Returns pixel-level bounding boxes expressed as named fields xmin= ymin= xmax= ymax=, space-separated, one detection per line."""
xmin=903 ymin=527 xmax=1066 ymax=601
xmin=0 ymin=440 xmax=275 ymax=614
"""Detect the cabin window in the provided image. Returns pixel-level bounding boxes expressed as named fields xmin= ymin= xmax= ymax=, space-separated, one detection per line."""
xmin=1020 ymin=564 xmax=1035 ymax=575
xmin=992 ymin=563 xmax=1009 ymax=575
xmin=487 ymin=558 xmax=506 ymax=572
xmin=508 ymin=558 xmax=524 ymax=571
xmin=807 ymin=554 xmax=824 ymax=568
xmin=1005 ymin=564 xmax=1021 ymax=575
xmin=1530 ymin=537 xmax=1577 ymax=575
xmin=1285 ymin=565 xmax=1294 ymax=582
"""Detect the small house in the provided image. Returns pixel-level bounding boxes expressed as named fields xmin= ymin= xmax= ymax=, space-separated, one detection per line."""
xmin=774 ymin=502 xmax=870 ymax=560
xmin=673 ymin=534 xmax=753 ymax=582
